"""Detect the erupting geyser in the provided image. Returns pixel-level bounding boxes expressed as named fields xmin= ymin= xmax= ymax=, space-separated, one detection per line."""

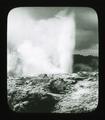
xmin=7 ymin=8 xmax=75 ymax=77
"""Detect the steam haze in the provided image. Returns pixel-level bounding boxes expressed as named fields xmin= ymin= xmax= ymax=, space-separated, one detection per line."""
xmin=7 ymin=7 xmax=75 ymax=76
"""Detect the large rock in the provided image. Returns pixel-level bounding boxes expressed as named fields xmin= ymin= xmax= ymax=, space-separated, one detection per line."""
xmin=7 ymin=72 xmax=98 ymax=113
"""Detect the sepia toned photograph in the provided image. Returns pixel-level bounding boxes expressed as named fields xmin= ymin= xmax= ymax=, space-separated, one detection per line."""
xmin=7 ymin=7 xmax=98 ymax=113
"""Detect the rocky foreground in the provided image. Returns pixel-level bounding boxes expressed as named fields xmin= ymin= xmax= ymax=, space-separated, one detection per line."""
xmin=7 ymin=72 xmax=98 ymax=113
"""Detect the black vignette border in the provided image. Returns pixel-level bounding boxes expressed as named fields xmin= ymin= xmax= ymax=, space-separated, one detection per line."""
xmin=0 ymin=0 xmax=105 ymax=120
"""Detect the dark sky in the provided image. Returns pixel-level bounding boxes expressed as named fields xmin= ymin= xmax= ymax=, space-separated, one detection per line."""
xmin=8 ymin=7 xmax=98 ymax=56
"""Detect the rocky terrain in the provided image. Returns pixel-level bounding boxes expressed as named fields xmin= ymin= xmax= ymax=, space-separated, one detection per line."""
xmin=7 ymin=71 xmax=98 ymax=113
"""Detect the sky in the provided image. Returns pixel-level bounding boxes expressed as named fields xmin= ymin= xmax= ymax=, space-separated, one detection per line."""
xmin=7 ymin=7 xmax=98 ymax=76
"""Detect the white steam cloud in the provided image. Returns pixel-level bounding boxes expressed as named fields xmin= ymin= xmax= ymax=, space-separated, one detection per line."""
xmin=7 ymin=8 xmax=75 ymax=77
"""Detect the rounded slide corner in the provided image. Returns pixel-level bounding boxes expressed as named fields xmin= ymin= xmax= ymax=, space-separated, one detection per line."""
xmin=86 ymin=7 xmax=99 ymax=20
xmin=7 ymin=98 xmax=18 ymax=113
xmin=7 ymin=7 xmax=22 ymax=19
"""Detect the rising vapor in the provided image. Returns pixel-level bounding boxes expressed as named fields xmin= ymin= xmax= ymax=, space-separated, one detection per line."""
xmin=7 ymin=8 xmax=75 ymax=77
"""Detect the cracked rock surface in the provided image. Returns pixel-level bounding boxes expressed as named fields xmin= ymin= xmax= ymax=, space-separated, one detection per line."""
xmin=7 ymin=72 xmax=98 ymax=113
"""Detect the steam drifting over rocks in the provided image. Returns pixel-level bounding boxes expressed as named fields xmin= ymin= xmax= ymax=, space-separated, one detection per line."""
xmin=7 ymin=7 xmax=98 ymax=113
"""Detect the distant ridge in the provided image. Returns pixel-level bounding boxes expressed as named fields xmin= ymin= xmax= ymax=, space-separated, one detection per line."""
xmin=73 ymin=54 xmax=98 ymax=72
xmin=73 ymin=53 xmax=98 ymax=57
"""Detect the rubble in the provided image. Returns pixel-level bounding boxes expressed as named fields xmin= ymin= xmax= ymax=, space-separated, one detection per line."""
xmin=7 ymin=71 xmax=98 ymax=113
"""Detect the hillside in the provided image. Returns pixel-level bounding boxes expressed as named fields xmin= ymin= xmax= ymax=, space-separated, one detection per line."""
xmin=73 ymin=54 xmax=98 ymax=72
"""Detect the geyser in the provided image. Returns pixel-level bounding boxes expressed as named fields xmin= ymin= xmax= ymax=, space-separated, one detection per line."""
xmin=7 ymin=8 xmax=75 ymax=77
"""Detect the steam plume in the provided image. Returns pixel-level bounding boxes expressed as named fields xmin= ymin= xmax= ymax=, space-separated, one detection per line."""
xmin=7 ymin=8 xmax=75 ymax=77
